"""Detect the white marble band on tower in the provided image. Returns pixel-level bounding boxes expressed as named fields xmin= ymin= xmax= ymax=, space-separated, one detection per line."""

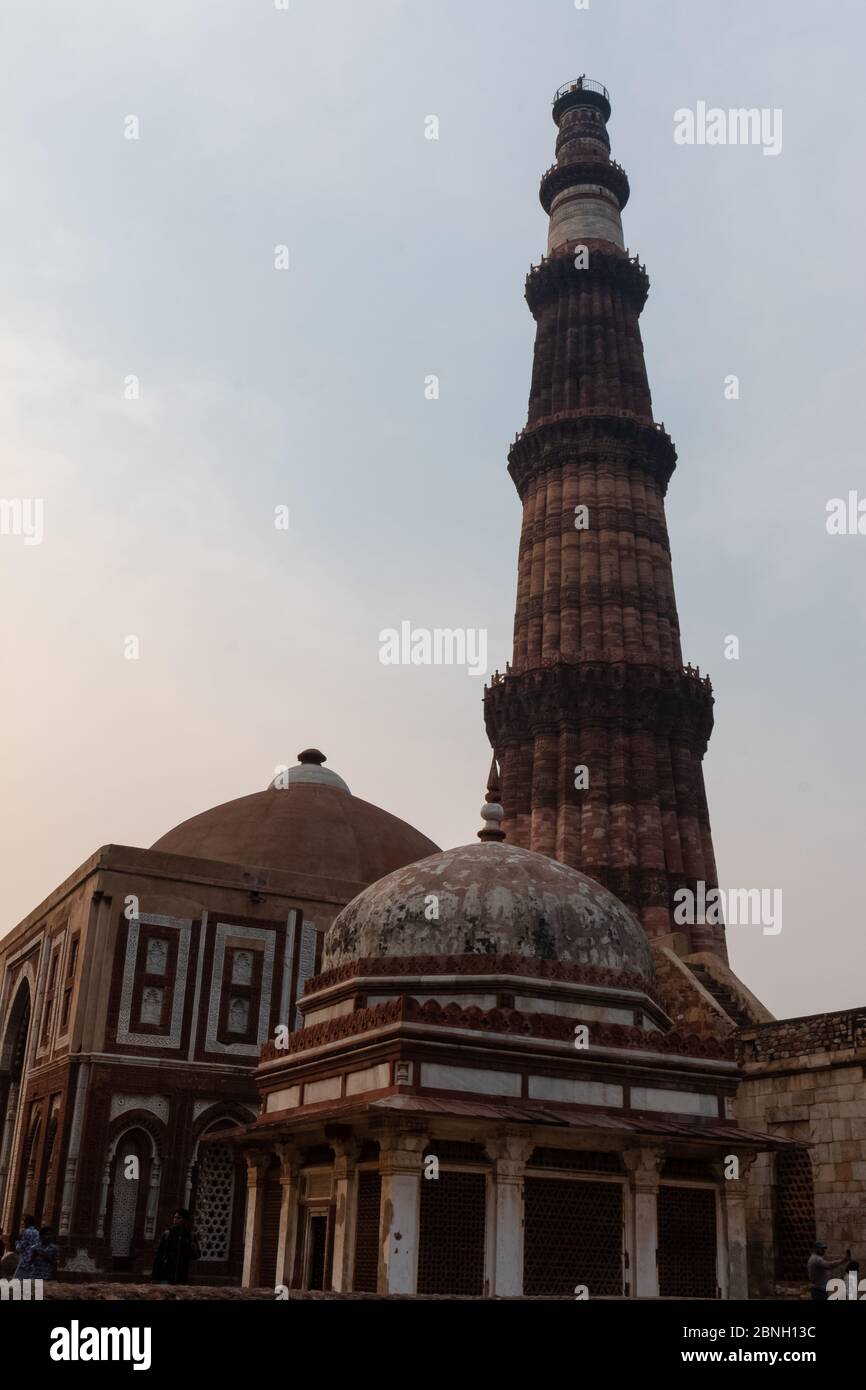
xmin=547 ymin=184 xmax=625 ymax=254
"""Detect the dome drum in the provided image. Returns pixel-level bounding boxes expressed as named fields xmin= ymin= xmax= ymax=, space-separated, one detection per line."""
xmin=298 ymin=952 xmax=670 ymax=1035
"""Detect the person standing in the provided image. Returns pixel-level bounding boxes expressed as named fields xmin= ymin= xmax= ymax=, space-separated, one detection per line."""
xmin=807 ymin=1240 xmax=851 ymax=1300
xmin=151 ymin=1208 xmax=201 ymax=1285
xmin=13 ymin=1214 xmax=40 ymax=1279
xmin=32 ymin=1225 xmax=60 ymax=1282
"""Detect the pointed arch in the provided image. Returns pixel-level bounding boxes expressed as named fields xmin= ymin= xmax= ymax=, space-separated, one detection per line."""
xmin=188 ymin=1104 xmax=251 ymax=1273
xmin=0 ymin=977 xmax=36 ymax=1230
xmin=1 ymin=977 xmax=33 ymax=1080
xmin=100 ymin=1112 xmax=167 ymax=1269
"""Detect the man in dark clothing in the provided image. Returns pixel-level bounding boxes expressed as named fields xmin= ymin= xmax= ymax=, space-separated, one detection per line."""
xmin=807 ymin=1240 xmax=851 ymax=1300
xmin=151 ymin=1208 xmax=201 ymax=1285
xmin=32 ymin=1225 xmax=60 ymax=1281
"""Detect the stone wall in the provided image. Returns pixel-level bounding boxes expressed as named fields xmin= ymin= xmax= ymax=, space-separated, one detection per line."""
xmin=736 ymin=1008 xmax=866 ymax=1297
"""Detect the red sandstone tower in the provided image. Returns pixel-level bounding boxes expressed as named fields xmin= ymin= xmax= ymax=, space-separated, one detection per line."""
xmin=484 ymin=79 xmax=723 ymax=958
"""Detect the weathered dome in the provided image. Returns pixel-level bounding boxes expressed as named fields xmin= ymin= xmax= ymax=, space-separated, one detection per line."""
xmin=152 ymin=750 xmax=439 ymax=884
xmin=323 ymin=841 xmax=653 ymax=979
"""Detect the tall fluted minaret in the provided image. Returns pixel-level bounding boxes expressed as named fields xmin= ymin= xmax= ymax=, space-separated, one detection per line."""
xmin=484 ymin=79 xmax=723 ymax=959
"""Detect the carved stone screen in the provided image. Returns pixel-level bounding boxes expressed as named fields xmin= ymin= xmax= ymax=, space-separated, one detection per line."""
xmin=352 ymin=1170 xmax=381 ymax=1293
xmin=196 ymin=1141 xmax=236 ymax=1262
xmin=774 ymin=1150 xmax=817 ymax=1282
xmin=417 ymin=1170 xmax=486 ymax=1295
xmin=110 ymin=1138 xmax=141 ymax=1257
xmin=658 ymin=1185 xmax=718 ymax=1298
xmin=257 ymin=1158 xmax=283 ymax=1288
xmin=524 ymin=1177 xmax=623 ymax=1296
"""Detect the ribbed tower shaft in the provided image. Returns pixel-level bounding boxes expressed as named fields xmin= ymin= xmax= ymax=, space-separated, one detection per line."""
xmin=484 ymin=80 xmax=724 ymax=959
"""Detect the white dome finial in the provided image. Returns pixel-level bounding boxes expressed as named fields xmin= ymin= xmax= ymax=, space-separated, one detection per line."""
xmin=478 ymin=756 xmax=506 ymax=842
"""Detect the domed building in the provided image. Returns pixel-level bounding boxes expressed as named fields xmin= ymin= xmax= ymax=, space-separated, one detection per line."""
xmin=226 ymin=774 xmax=791 ymax=1298
xmin=0 ymin=748 xmax=437 ymax=1284
xmin=152 ymin=749 xmax=437 ymax=891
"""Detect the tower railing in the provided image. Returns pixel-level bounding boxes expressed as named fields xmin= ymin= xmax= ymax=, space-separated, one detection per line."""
xmin=553 ymin=77 xmax=610 ymax=104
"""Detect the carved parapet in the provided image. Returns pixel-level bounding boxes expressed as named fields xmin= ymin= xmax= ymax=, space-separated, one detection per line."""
xmin=259 ymin=989 xmax=733 ymax=1061
xmin=539 ymin=158 xmax=630 ymax=214
xmin=484 ymin=661 xmax=715 ymax=750
xmin=526 ymin=252 xmax=649 ymax=325
xmin=507 ymin=412 xmax=677 ymax=496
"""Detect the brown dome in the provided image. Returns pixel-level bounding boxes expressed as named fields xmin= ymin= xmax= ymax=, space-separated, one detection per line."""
xmin=152 ymin=755 xmax=439 ymax=883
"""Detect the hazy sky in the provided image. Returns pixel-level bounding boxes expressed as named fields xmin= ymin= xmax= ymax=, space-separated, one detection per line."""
xmin=1 ymin=0 xmax=864 ymax=1020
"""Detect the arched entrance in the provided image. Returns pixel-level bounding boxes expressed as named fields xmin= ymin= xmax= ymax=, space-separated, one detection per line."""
xmin=0 ymin=980 xmax=33 ymax=1230
xmin=100 ymin=1124 xmax=159 ymax=1273
xmin=189 ymin=1113 xmax=248 ymax=1281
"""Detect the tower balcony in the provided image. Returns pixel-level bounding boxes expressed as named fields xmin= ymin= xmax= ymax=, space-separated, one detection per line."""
xmin=553 ymin=77 xmax=612 ymax=125
xmin=539 ymin=158 xmax=630 ymax=215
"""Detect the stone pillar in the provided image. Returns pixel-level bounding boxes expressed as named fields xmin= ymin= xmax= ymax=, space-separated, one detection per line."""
xmin=376 ymin=1125 xmax=427 ymax=1295
xmin=717 ymin=1152 xmax=756 ymax=1300
xmin=274 ymin=1143 xmax=301 ymax=1289
xmin=484 ymin=1131 xmax=535 ymax=1296
xmin=144 ymin=1159 xmax=161 ymax=1240
xmin=327 ymin=1132 xmax=360 ymax=1292
xmin=241 ymin=1149 xmax=270 ymax=1288
xmin=95 ymin=1157 xmax=112 ymax=1240
xmin=624 ymin=1147 xmax=664 ymax=1298
xmin=58 ymin=1061 xmax=90 ymax=1236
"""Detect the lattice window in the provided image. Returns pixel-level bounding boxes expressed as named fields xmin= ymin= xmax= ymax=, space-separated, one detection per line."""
xmin=774 ymin=1150 xmax=816 ymax=1282
xmin=352 ymin=1171 xmax=381 ymax=1293
xmin=307 ymin=1213 xmax=329 ymax=1291
xmin=524 ymin=1177 xmax=623 ymax=1295
xmin=196 ymin=1141 xmax=236 ymax=1262
xmin=258 ymin=1161 xmax=283 ymax=1288
xmin=529 ymin=1148 xmax=624 ymax=1173
xmin=658 ymin=1186 xmax=717 ymax=1298
xmin=110 ymin=1139 xmax=141 ymax=1257
xmin=418 ymin=1170 xmax=486 ymax=1295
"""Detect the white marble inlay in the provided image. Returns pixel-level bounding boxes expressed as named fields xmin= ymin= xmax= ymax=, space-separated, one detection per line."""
xmin=206 ymin=923 xmax=275 ymax=1056
xmin=109 ymin=1093 xmax=170 ymax=1125
xmin=631 ymin=1086 xmax=718 ymax=1117
xmin=420 ymin=1062 xmax=521 ymax=1098
xmin=117 ymin=915 xmax=192 ymax=1049
xmin=528 ymin=1076 xmax=623 ymax=1107
xmin=294 ymin=922 xmax=317 ymax=1030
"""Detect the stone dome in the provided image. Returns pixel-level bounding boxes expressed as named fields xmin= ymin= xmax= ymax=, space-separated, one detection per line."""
xmin=151 ymin=750 xmax=439 ymax=884
xmin=323 ymin=841 xmax=653 ymax=979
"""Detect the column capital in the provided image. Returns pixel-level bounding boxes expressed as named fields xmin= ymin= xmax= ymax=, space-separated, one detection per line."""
xmin=325 ymin=1125 xmax=360 ymax=1166
xmin=243 ymin=1147 xmax=272 ymax=1182
xmin=371 ymin=1119 xmax=428 ymax=1172
xmin=274 ymin=1142 xmax=302 ymax=1181
xmin=623 ymin=1145 xmax=665 ymax=1189
xmin=483 ymin=1129 xmax=535 ymax=1175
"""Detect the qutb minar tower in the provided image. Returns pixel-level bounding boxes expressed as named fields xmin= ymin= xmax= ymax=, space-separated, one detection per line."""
xmin=485 ymin=79 xmax=723 ymax=958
